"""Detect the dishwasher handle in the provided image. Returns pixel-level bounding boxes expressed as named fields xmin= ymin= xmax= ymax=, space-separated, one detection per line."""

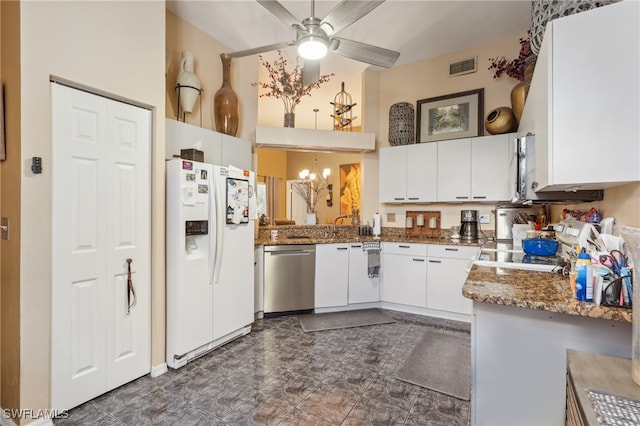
xmin=268 ymin=250 xmax=315 ymax=256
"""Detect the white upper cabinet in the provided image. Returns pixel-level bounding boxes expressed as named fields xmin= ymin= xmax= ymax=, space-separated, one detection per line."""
xmin=437 ymin=139 xmax=471 ymax=201
xmin=380 ymin=144 xmax=437 ymax=203
xmin=470 ymin=134 xmax=511 ymax=201
xmin=379 ymin=145 xmax=408 ymax=202
xmin=166 ymin=119 xmax=252 ymax=170
xmin=518 ymin=1 xmax=639 ymax=190
xmin=406 ymin=143 xmax=438 ymax=202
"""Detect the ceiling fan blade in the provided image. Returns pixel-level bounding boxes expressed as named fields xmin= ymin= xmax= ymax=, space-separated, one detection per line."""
xmin=302 ymin=59 xmax=321 ymax=85
xmin=321 ymin=0 xmax=385 ymax=35
xmin=225 ymin=41 xmax=294 ymax=59
xmin=257 ymin=0 xmax=303 ymax=30
xmin=331 ymin=37 xmax=399 ymax=68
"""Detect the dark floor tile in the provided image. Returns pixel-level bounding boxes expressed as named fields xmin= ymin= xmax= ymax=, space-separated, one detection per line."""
xmin=187 ymin=379 xmax=255 ymax=418
xmin=222 ymin=395 xmax=293 ymax=426
xmin=405 ymin=388 xmax=470 ymax=426
xmin=445 ymin=319 xmax=471 ymax=334
xmin=321 ymin=364 xmax=377 ymax=394
xmin=54 ymin=401 xmax=122 ymax=426
xmin=342 ymin=396 xmax=409 ymax=426
xmin=297 ymin=383 xmax=361 ymax=424
xmin=106 ymin=388 xmax=185 ymax=425
xmin=363 ymin=375 xmax=421 ymax=411
xmin=278 ymin=408 xmax=337 ymax=426
xmin=259 ymin=371 xmax=320 ymax=405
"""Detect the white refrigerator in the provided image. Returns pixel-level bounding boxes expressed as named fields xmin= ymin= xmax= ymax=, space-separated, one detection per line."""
xmin=166 ymin=159 xmax=255 ymax=368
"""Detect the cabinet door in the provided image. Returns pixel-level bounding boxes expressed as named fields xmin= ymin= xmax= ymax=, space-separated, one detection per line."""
xmin=381 ymin=253 xmax=427 ymax=308
xmin=379 ymin=146 xmax=407 ymax=202
xmin=437 ymin=139 xmax=471 ymax=201
xmin=426 ymin=257 xmax=472 ymax=315
xmin=348 ymin=244 xmax=380 ymax=304
xmin=471 ymin=134 xmax=510 ymax=201
xmin=221 ymin=134 xmax=252 ymax=170
xmin=407 ymin=143 xmax=438 ymax=202
xmin=315 ymin=244 xmax=349 ymax=308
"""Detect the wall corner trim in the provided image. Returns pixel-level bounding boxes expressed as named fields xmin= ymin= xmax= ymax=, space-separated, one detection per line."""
xmin=150 ymin=363 xmax=168 ymax=378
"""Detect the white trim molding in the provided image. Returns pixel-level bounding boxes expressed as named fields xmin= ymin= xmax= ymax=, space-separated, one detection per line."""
xmin=150 ymin=362 xmax=168 ymax=378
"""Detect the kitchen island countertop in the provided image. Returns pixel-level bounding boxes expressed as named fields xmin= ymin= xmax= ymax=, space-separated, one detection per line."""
xmin=463 ymin=264 xmax=632 ymax=323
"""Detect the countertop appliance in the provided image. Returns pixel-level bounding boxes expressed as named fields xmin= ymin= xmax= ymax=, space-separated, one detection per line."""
xmin=510 ymin=134 xmax=604 ymax=204
xmin=460 ymin=209 xmax=479 ymax=241
xmin=166 ymin=159 xmax=255 ymax=368
xmin=264 ymin=244 xmax=315 ymax=316
xmin=495 ymin=205 xmax=546 ymax=241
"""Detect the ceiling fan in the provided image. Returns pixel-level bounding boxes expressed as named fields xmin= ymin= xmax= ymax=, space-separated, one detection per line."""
xmin=224 ymin=0 xmax=400 ymax=84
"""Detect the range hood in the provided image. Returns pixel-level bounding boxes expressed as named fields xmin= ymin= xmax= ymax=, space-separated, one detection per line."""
xmin=255 ymin=126 xmax=375 ymax=153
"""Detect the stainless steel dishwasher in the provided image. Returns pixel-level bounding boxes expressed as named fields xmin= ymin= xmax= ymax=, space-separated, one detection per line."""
xmin=263 ymin=244 xmax=315 ymax=315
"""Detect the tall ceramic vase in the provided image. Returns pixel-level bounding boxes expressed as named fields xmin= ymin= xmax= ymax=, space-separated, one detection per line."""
xmin=176 ymin=51 xmax=202 ymax=115
xmin=214 ymin=54 xmax=239 ymax=137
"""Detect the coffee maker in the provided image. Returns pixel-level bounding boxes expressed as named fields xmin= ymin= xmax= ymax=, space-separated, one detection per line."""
xmin=460 ymin=209 xmax=479 ymax=241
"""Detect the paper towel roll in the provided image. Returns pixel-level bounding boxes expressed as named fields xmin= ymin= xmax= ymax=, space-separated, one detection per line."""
xmin=373 ymin=213 xmax=381 ymax=236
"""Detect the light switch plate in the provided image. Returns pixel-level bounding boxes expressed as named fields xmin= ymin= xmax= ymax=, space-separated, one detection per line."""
xmin=479 ymin=213 xmax=491 ymax=224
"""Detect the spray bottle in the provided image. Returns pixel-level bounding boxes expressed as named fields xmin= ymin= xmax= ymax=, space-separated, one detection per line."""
xmin=575 ymin=249 xmax=593 ymax=302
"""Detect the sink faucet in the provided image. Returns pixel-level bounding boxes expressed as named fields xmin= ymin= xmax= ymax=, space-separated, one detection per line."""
xmin=333 ymin=214 xmax=351 ymax=232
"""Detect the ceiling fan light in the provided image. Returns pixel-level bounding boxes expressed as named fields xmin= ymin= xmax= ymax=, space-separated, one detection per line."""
xmin=298 ymin=36 xmax=328 ymax=60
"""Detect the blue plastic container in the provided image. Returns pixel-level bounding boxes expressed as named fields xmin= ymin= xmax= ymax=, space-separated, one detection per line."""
xmin=521 ymin=238 xmax=559 ymax=257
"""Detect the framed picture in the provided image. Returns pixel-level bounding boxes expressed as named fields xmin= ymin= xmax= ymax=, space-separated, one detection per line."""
xmin=416 ymin=88 xmax=484 ymax=143
xmin=339 ymin=163 xmax=361 ymax=215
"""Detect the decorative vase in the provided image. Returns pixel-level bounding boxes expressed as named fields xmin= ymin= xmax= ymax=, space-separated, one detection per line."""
xmin=485 ymin=107 xmax=518 ymax=134
xmin=176 ymin=51 xmax=202 ymax=115
xmin=388 ymin=102 xmax=415 ymax=146
xmin=619 ymin=227 xmax=640 ymax=386
xmin=510 ymin=61 xmax=536 ymax=123
xmin=284 ymin=112 xmax=295 ymax=128
xmin=305 ymin=213 xmax=317 ymax=225
xmin=214 ymin=54 xmax=239 ymax=137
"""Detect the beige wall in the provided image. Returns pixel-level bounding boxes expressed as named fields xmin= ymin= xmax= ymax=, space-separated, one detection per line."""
xmin=362 ymin=34 xmax=526 ymax=230
xmin=18 ymin=0 xmax=165 ymax=417
xmin=166 ymin=11 xmax=258 ymax=142
xmin=1 ymin=0 xmax=20 ymax=413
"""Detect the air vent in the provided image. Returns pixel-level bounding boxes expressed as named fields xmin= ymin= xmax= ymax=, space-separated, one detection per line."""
xmin=449 ymin=57 xmax=477 ymax=76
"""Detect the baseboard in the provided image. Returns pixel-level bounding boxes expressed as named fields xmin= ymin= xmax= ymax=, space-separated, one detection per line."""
xmin=150 ymin=362 xmax=168 ymax=378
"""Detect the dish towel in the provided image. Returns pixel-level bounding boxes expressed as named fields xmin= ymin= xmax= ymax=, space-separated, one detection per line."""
xmin=367 ymin=249 xmax=380 ymax=278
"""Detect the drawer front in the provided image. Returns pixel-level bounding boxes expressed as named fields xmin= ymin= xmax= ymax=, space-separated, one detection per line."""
xmin=382 ymin=242 xmax=428 ymax=257
xmin=428 ymin=245 xmax=479 ymax=260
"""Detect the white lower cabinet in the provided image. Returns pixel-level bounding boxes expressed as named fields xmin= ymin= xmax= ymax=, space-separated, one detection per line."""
xmin=315 ymin=243 xmax=349 ymax=308
xmin=426 ymin=245 xmax=479 ymax=315
xmin=381 ymin=243 xmax=427 ymax=308
xmin=348 ymin=243 xmax=380 ymax=304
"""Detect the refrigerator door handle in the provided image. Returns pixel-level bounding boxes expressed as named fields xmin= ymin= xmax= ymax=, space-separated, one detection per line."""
xmin=213 ymin=168 xmax=224 ymax=285
xmin=208 ymin=176 xmax=216 ymax=286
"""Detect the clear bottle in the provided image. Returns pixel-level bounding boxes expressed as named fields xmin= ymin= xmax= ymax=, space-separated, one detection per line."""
xmin=575 ymin=249 xmax=592 ymax=302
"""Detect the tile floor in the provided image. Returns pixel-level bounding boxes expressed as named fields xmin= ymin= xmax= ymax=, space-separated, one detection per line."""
xmin=56 ymin=310 xmax=471 ymax=425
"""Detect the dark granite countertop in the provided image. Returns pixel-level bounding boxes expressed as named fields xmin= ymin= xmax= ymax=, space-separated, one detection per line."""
xmin=463 ymin=264 xmax=632 ymax=323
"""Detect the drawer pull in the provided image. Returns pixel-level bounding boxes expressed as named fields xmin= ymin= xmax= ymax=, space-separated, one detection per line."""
xmin=408 ymin=197 xmax=419 ymax=200
xmin=445 ymin=248 xmax=459 ymax=251
xmin=455 ymin=196 xmax=469 ymax=199
xmin=394 ymin=197 xmax=405 ymax=201
xmin=351 ymin=244 xmax=362 ymax=248
xmin=399 ymin=245 xmax=411 ymax=248
xmin=412 ymin=258 xmax=425 ymax=262
xmin=473 ymin=196 xmax=487 ymax=199
xmin=429 ymin=260 xmax=442 ymax=264
xmin=337 ymin=247 xmax=348 ymax=251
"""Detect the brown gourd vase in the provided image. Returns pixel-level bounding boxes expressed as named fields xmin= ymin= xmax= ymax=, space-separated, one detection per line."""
xmin=214 ymin=54 xmax=239 ymax=137
xmin=510 ymin=61 xmax=536 ymax=124
xmin=485 ymin=107 xmax=518 ymax=135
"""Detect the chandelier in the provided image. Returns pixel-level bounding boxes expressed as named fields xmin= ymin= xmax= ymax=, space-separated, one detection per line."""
xmin=293 ymin=155 xmax=332 ymax=213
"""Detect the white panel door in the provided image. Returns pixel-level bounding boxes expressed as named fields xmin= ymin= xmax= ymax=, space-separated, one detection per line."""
xmin=470 ymin=134 xmax=510 ymax=201
xmin=437 ymin=138 xmax=471 ymax=201
xmin=52 ymin=83 xmax=151 ymax=410
xmin=315 ymin=243 xmax=349 ymax=308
